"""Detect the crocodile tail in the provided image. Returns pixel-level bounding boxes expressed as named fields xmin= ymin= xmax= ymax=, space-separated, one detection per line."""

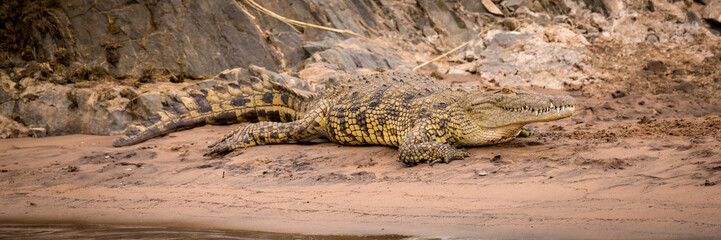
xmin=113 ymin=76 xmax=315 ymax=147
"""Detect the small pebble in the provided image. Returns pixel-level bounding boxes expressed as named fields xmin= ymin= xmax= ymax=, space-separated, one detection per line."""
xmin=611 ymin=90 xmax=626 ymax=99
xmin=478 ymin=170 xmax=487 ymax=176
xmin=705 ymin=180 xmax=715 ymax=186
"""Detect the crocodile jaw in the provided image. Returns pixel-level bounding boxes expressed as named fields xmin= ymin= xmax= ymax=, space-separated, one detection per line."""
xmin=498 ymin=104 xmax=576 ymax=125
xmin=457 ymin=89 xmax=576 ymax=146
xmin=467 ymin=93 xmax=575 ymax=126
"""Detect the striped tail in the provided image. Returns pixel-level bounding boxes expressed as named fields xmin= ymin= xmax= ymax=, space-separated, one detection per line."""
xmin=113 ymin=76 xmax=315 ymax=147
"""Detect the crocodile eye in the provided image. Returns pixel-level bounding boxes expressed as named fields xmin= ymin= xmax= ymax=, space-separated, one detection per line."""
xmin=501 ymin=88 xmax=512 ymax=94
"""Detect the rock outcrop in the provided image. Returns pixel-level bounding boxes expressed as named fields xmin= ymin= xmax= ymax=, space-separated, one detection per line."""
xmin=0 ymin=0 xmax=481 ymax=78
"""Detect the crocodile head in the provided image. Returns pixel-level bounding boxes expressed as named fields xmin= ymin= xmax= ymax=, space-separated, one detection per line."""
xmin=459 ymin=88 xmax=576 ymax=145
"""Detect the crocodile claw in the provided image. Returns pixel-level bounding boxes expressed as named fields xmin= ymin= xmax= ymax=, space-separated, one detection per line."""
xmin=428 ymin=149 xmax=469 ymax=166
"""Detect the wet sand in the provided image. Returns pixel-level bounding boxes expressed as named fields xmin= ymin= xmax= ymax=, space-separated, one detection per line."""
xmin=0 ymin=223 xmax=407 ymax=239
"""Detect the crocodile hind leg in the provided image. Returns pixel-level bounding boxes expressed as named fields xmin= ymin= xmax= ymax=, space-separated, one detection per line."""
xmin=205 ymin=101 xmax=330 ymax=156
xmin=398 ymin=122 xmax=469 ymax=166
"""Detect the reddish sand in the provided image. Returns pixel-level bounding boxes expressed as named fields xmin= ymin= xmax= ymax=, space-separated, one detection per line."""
xmin=1 ymin=108 xmax=720 ymax=238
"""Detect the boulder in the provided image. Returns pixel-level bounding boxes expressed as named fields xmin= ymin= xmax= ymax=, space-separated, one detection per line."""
xmin=305 ymin=38 xmax=408 ymax=73
xmin=477 ymin=25 xmax=588 ymax=89
xmin=72 ymin=88 xmax=132 ymax=136
xmin=15 ymin=84 xmax=74 ymax=135
xmin=5 ymin=78 xmax=137 ymax=136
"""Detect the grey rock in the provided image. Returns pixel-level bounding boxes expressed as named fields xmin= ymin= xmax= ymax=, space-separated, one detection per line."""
xmin=305 ymin=39 xmax=407 ymax=73
xmin=419 ymin=0 xmax=475 ymax=47
xmin=11 ymin=84 xmax=134 ymax=136
xmin=0 ymin=101 xmax=13 ymax=116
xmin=108 ymin=109 xmax=133 ymax=135
xmin=8 ymin=83 xmax=136 ymax=137
xmin=688 ymin=11 xmax=702 ymax=24
xmin=478 ymin=26 xmax=588 ymax=89
xmin=270 ymin=31 xmax=309 ymax=68
xmin=303 ymin=41 xmax=332 ymax=56
xmin=134 ymin=93 xmax=164 ymax=120
xmin=0 ymin=84 xmax=9 ymax=104
xmin=16 ymin=84 xmax=74 ymax=135
xmin=72 ymin=88 xmax=130 ymax=136
xmin=461 ymin=0 xmax=489 ymax=13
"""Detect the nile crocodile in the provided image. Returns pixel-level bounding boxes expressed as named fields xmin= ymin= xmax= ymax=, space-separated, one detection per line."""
xmin=114 ymin=72 xmax=575 ymax=165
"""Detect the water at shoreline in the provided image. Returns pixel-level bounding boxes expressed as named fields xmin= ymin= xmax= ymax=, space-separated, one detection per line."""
xmin=0 ymin=223 xmax=408 ymax=240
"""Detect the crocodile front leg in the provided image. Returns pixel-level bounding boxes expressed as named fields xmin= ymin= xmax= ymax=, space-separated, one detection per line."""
xmin=398 ymin=122 xmax=469 ymax=166
xmin=205 ymin=101 xmax=330 ymax=156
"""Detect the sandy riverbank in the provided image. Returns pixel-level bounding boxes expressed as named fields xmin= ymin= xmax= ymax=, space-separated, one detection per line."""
xmin=1 ymin=110 xmax=720 ymax=238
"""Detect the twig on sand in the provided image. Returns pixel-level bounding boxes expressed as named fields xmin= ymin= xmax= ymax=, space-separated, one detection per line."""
xmin=412 ymin=40 xmax=471 ymax=72
xmin=412 ymin=22 xmax=498 ymax=72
